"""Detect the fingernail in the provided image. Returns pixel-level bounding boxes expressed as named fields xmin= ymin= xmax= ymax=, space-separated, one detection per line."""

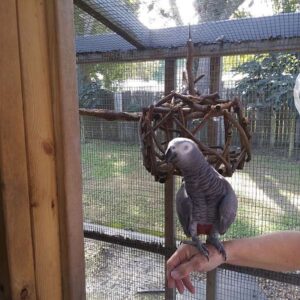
xmin=171 ymin=270 xmax=180 ymax=279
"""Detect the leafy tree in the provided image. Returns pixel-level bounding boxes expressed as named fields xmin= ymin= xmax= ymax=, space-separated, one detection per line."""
xmin=234 ymin=53 xmax=300 ymax=110
xmin=75 ymin=0 xmax=153 ymax=100
xmin=234 ymin=52 xmax=300 ymax=154
xmin=272 ymin=0 xmax=299 ymax=13
xmin=79 ymin=80 xmax=114 ymax=109
xmin=234 ymin=0 xmax=300 ymax=110
xmin=74 ymin=6 xmax=111 ymax=36
xmin=193 ymin=0 xmax=245 ymax=22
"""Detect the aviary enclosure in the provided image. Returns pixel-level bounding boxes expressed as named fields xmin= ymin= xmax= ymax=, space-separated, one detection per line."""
xmin=74 ymin=0 xmax=300 ymax=299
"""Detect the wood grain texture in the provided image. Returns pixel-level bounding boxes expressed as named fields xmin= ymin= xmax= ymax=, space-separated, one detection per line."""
xmin=45 ymin=1 xmax=86 ymax=299
xmin=0 ymin=1 xmax=36 ymax=299
xmin=16 ymin=0 xmax=63 ymax=299
xmin=1 ymin=1 xmax=85 ymax=299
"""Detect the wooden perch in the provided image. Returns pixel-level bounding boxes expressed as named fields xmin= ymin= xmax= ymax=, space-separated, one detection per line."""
xmin=79 ymin=108 xmax=141 ymax=121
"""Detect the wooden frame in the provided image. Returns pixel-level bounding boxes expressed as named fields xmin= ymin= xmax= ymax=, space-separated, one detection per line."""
xmin=0 ymin=1 xmax=85 ymax=299
xmin=76 ymin=37 xmax=300 ymax=64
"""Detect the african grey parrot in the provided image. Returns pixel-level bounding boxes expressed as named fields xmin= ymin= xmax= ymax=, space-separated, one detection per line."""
xmin=165 ymin=137 xmax=237 ymax=260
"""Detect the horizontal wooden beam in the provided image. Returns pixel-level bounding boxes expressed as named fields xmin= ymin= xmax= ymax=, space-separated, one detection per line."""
xmin=83 ymin=223 xmax=300 ymax=286
xmin=83 ymin=223 xmax=169 ymax=255
xmin=79 ymin=108 xmax=141 ymax=121
xmin=76 ymin=37 xmax=300 ymax=63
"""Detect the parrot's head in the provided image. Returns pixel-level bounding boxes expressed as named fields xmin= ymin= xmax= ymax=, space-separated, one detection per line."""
xmin=164 ymin=137 xmax=203 ymax=171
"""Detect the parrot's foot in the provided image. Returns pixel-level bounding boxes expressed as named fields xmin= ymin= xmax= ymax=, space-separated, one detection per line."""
xmin=181 ymin=237 xmax=209 ymax=261
xmin=206 ymin=236 xmax=227 ymax=261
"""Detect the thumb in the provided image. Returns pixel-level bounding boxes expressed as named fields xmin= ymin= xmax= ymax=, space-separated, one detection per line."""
xmin=170 ymin=259 xmax=197 ymax=280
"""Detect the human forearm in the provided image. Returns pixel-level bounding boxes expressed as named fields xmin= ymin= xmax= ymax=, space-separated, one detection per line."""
xmin=167 ymin=231 xmax=300 ymax=294
xmin=225 ymin=231 xmax=300 ymax=272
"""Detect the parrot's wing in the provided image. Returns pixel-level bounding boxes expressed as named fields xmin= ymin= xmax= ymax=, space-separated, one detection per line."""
xmin=176 ymin=183 xmax=193 ymax=237
xmin=217 ymin=181 xmax=238 ymax=235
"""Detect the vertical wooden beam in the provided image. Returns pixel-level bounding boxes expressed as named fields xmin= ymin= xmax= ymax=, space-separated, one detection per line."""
xmin=0 ymin=1 xmax=36 ymax=299
xmin=164 ymin=58 xmax=176 ymax=300
xmin=45 ymin=1 xmax=86 ymax=299
xmin=1 ymin=0 xmax=85 ymax=299
xmin=16 ymin=1 xmax=63 ymax=298
xmin=206 ymin=56 xmax=221 ymax=300
xmin=206 ymin=269 xmax=218 ymax=300
xmin=208 ymin=57 xmax=221 ymax=147
xmin=209 ymin=57 xmax=221 ymax=94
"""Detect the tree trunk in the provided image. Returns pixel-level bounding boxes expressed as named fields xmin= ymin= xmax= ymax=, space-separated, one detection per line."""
xmin=288 ymin=111 xmax=296 ymax=158
xmin=270 ymin=109 xmax=276 ymax=148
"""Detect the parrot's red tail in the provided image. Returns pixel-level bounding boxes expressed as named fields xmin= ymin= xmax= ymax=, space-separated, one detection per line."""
xmin=197 ymin=224 xmax=213 ymax=235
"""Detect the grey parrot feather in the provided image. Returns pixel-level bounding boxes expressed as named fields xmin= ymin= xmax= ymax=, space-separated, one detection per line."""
xmin=176 ymin=182 xmax=193 ymax=237
xmin=165 ymin=137 xmax=238 ymax=260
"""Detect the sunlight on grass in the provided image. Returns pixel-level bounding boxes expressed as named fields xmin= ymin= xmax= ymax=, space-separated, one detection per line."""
xmin=81 ymin=140 xmax=300 ymax=238
xmin=279 ymin=189 xmax=300 ymax=209
xmin=228 ymin=173 xmax=282 ymax=210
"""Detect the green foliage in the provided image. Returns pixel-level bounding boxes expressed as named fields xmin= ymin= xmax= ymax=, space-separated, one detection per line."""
xmin=123 ymin=0 xmax=141 ymax=15
xmin=233 ymin=53 xmax=300 ymax=110
xmin=272 ymin=0 xmax=299 ymax=13
xmin=232 ymin=9 xmax=252 ymax=19
xmin=85 ymin=61 xmax=164 ymax=91
xmin=78 ymin=80 xmax=114 ymax=109
xmin=193 ymin=0 xmax=245 ymax=22
xmin=74 ymin=1 xmax=141 ymax=35
xmin=74 ymin=6 xmax=111 ymax=35
xmin=223 ymin=55 xmax=255 ymax=73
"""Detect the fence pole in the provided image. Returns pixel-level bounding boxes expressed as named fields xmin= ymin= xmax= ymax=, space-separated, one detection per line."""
xmin=164 ymin=58 xmax=177 ymax=300
xmin=206 ymin=56 xmax=221 ymax=300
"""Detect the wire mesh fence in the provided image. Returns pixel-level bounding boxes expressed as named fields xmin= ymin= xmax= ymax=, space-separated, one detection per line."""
xmin=75 ymin=1 xmax=300 ymax=299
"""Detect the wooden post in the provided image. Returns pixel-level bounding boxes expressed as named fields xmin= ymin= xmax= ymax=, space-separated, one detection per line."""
xmin=206 ymin=56 xmax=221 ymax=300
xmin=208 ymin=57 xmax=221 ymax=147
xmin=164 ymin=58 xmax=176 ymax=300
xmin=0 ymin=2 xmax=36 ymax=299
xmin=288 ymin=111 xmax=296 ymax=158
xmin=0 ymin=1 xmax=85 ymax=299
xmin=206 ymin=269 xmax=218 ymax=300
xmin=45 ymin=2 xmax=86 ymax=298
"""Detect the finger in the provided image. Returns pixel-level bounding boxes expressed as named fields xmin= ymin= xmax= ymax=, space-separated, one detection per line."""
xmin=167 ymin=275 xmax=175 ymax=289
xmin=166 ymin=254 xmax=181 ymax=289
xmin=175 ymin=279 xmax=185 ymax=294
xmin=167 ymin=245 xmax=201 ymax=290
xmin=182 ymin=276 xmax=195 ymax=294
xmin=166 ymin=247 xmax=189 ymax=288
xmin=171 ymin=259 xmax=197 ymax=280
xmin=166 ymin=245 xmax=199 ymax=277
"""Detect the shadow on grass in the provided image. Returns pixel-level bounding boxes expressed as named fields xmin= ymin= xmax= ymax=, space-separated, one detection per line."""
xmin=241 ymin=150 xmax=300 ymax=231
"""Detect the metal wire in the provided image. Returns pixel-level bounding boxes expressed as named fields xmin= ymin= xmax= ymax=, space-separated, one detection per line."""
xmin=75 ymin=1 xmax=300 ymax=299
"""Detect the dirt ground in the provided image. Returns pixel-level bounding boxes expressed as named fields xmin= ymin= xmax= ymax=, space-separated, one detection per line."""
xmin=84 ymin=238 xmax=300 ymax=300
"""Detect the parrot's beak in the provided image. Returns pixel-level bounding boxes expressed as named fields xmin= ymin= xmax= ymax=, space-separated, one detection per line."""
xmin=164 ymin=148 xmax=177 ymax=163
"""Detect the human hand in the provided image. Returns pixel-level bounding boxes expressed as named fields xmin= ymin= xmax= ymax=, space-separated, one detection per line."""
xmin=166 ymin=243 xmax=224 ymax=294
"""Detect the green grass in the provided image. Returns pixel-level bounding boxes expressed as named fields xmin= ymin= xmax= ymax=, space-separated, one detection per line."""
xmin=81 ymin=142 xmax=137 ymax=178
xmin=81 ymin=140 xmax=165 ymax=236
xmin=81 ymin=140 xmax=300 ymax=239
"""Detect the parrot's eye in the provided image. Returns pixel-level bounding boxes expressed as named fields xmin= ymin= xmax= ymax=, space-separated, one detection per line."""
xmin=184 ymin=145 xmax=189 ymax=151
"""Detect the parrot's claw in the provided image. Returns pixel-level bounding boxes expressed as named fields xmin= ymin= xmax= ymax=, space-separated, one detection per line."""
xmin=206 ymin=236 xmax=227 ymax=261
xmin=181 ymin=237 xmax=210 ymax=261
